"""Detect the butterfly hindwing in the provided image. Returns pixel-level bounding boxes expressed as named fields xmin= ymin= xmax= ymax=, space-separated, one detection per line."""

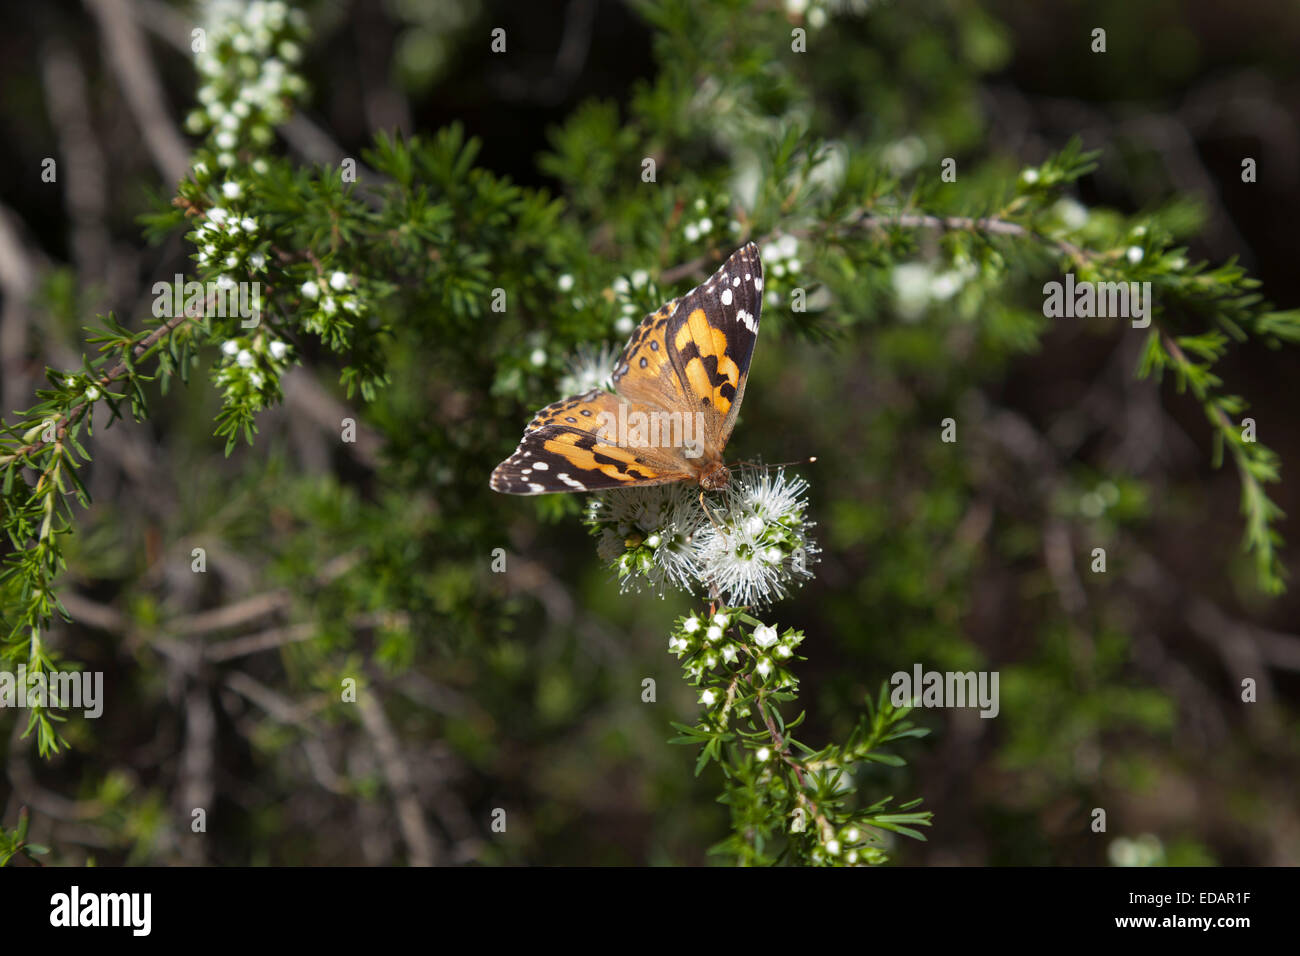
xmin=490 ymin=389 xmax=694 ymax=494
xmin=490 ymin=426 xmax=695 ymax=494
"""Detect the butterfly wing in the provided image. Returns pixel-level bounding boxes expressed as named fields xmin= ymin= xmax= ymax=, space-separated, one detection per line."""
xmin=489 ymin=389 xmax=695 ymax=494
xmin=612 ymin=242 xmax=763 ymax=459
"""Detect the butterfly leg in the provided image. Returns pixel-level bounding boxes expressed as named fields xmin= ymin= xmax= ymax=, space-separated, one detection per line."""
xmin=699 ymin=488 xmax=730 ymax=549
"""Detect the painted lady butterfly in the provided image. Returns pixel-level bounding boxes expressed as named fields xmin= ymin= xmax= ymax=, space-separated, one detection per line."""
xmin=490 ymin=243 xmax=763 ymax=495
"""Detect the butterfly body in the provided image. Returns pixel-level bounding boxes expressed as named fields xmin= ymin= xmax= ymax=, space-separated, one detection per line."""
xmin=491 ymin=243 xmax=763 ymax=496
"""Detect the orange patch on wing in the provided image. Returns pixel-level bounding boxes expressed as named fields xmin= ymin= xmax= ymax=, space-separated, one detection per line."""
xmin=541 ymin=431 xmax=660 ymax=484
xmin=676 ymin=308 xmax=741 ymax=415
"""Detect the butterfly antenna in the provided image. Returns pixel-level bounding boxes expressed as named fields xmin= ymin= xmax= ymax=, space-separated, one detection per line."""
xmin=699 ymin=489 xmax=730 ymax=548
xmin=729 ymin=455 xmax=818 ymax=471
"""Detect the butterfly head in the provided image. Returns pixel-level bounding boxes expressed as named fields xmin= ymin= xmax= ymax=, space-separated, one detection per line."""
xmin=699 ymin=461 xmax=730 ymax=491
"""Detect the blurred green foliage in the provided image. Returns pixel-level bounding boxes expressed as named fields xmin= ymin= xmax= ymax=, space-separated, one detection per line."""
xmin=1 ymin=0 xmax=1297 ymax=866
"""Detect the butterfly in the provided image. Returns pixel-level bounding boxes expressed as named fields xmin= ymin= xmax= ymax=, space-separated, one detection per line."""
xmin=490 ymin=242 xmax=763 ymax=495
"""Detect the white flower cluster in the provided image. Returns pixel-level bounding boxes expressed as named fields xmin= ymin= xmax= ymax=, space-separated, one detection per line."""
xmin=891 ymin=255 xmax=980 ymax=321
xmin=215 ymin=333 xmax=292 ymax=407
xmin=610 ymin=266 xmax=659 ymax=337
xmin=669 ymin=608 xmax=805 ymax=710
xmin=185 ymin=0 xmax=309 ymax=167
xmin=809 ymin=825 xmax=888 ymax=867
xmin=588 ymin=482 xmax=707 ymax=595
xmin=557 ymin=342 xmax=619 ymax=397
xmin=193 ymin=199 xmax=265 ymax=276
xmin=299 ymin=271 xmax=365 ymax=337
xmin=682 ymin=197 xmax=718 ymax=245
xmin=585 ymin=463 xmax=818 ymax=607
xmin=759 ymin=233 xmax=802 ymax=307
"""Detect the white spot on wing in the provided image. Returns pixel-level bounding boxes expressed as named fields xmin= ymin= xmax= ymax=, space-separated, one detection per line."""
xmin=721 ymin=289 xmax=733 ymax=306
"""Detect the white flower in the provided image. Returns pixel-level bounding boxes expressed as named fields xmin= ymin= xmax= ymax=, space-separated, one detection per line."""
xmin=631 ymin=269 xmax=649 ymax=289
xmin=249 ymin=371 xmax=264 ymax=388
xmin=1126 ymin=245 xmax=1144 ymax=264
xmin=1053 ymin=198 xmax=1089 ymax=231
xmin=586 ymin=481 xmax=707 ymax=596
xmin=241 ymin=217 xmax=258 ymax=232
xmin=249 ymin=252 xmax=266 ymax=270
xmin=698 ymin=217 xmax=713 ymax=234
xmin=755 ymin=658 xmax=772 ymax=678
xmin=713 ymin=611 xmax=729 ymax=628
xmin=329 ymin=270 xmax=349 ymax=291
xmin=236 ymin=349 xmax=254 ymax=368
xmin=208 ymin=206 xmax=229 ymax=225
xmin=721 ymin=645 xmax=738 ymax=664
xmin=1021 ymin=167 xmax=1040 ymax=184
xmin=700 ymin=689 xmax=717 ymax=706
xmin=215 ymin=130 xmax=237 ymax=151
xmin=557 ymin=273 xmax=574 ymax=292
xmin=85 ymin=386 xmax=101 ymax=401
xmin=753 ymin=623 xmax=778 ymax=648
xmin=269 ymin=340 xmax=288 ymax=359
xmin=221 ymin=181 xmax=242 ymax=199
xmin=892 ymin=262 xmax=933 ymax=320
xmin=589 ymin=465 xmax=816 ymax=603
xmin=825 ymin=840 xmax=841 ymax=856
xmin=683 ymin=615 xmax=700 ymax=633
xmin=692 ymin=464 xmax=820 ymax=607
xmin=557 ymin=341 xmax=617 ymax=396
xmin=930 ymin=271 xmax=962 ymax=300
xmin=755 ymin=746 xmax=771 ymax=762
xmin=684 ymin=223 xmax=699 ymax=242
xmin=614 ymin=316 xmax=634 ymax=336
xmin=529 ymin=348 xmax=547 ymax=367
xmin=222 ymin=340 xmax=240 ymax=356
xmin=706 ymin=625 xmax=723 ymax=642
xmin=881 ymin=135 xmax=926 ymax=175
xmin=612 ymin=276 xmax=630 ymax=295
xmin=301 ymin=280 xmax=319 ymax=299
